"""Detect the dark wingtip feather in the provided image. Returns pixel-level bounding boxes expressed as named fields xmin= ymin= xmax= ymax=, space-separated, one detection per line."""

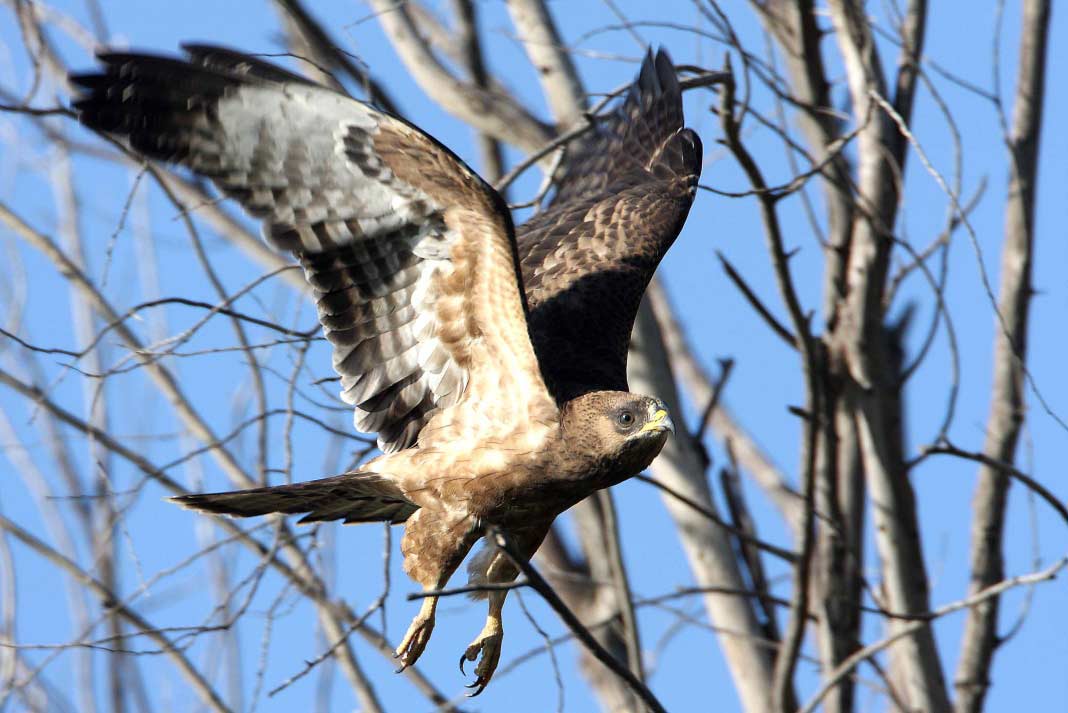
xmin=91 ymin=51 xmax=197 ymax=75
xmin=653 ymin=48 xmax=679 ymax=95
xmin=181 ymin=43 xmax=319 ymax=86
xmin=636 ymin=48 xmax=662 ymax=97
xmin=169 ymin=493 xmax=247 ymax=518
xmin=68 ymin=72 xmax=106 ymax=89
xmin=633 ymin=47 xmax=680 ymax=101
xmin=67 ymin=49 xmax=241 ymax=162
xmin=180 ymin=42 xmax=242 ymax=58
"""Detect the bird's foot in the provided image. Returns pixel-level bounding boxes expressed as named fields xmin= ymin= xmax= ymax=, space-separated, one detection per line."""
xmin=393 ymin=607 xmax=435 ymax=673
xmin=459 ymin=618 xmax=503 ymax=696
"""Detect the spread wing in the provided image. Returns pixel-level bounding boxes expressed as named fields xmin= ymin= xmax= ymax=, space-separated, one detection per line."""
xmin=516 ymin=49 xmax=702 ymax=403
xmin=73 ymin=45 xmax=552 ymax=453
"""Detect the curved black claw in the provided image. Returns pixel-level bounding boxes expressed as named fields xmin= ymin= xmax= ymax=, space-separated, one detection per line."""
xmin=460 ymin=627 xmax=501 ymax=695
xmin=460 ymin=652 xmax=489 ymax=695
xmin=465 ymin=677 xmax=489 ymax=697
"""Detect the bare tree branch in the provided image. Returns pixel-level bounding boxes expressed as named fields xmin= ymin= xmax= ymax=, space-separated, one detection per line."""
xmin=597 ymin=489 xmax=645 ymax=684
xmin=367 ymin=0 xmax=553 ymax=152
xmin=490 ymin=527 xmax=668 ymax=713
xmin=0 ymin=514 xmax=231 ymax=713
xmin=452 ymin=0 xmax=506 ymax=183
xmin=536 ymin=525 xmax=636 ymax=711
xmin=630 ymin=294 xmax=780 ymax=713
xmin=824 ymin=1 xmax=950 ymax=708
xmin=954 ymin=3 xmax=1051 ymax=710
xmin=274 ymin=0 xmax=401 ymax=112
xmin=748 ymin=0 xmax=856 ymax=324
xmin=505 ymin=0 xmax=587 ymax=127
xmin=647 ymin=282 xmax=804 ymax=538
xmin=800 ymin=557 xmax=1068 ymax=713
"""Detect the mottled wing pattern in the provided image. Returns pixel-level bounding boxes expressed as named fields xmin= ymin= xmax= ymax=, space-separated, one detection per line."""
xmin=545 ymin=49 xmax=687 ymax=207
xmin=73 ymin=46 xmax=550 ymax=453
xmin=516 ymin=49 xmax=702 ymax=403
xmin=173 ymin=473 xmax=418 ymax=524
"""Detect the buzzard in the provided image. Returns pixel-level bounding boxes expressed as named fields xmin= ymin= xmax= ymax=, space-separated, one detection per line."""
xmin=71 ymin=45 xmax=698 ymax=692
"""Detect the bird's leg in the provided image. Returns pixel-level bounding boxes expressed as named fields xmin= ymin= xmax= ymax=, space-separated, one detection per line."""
xmin=394 ymin=593 xmax=438 ymax=672
xmin=395 ymin=509 xmax=480 ymax=672
xmin=459 ymin=523 xmax=551 ymax=695
xmin=460 ymin=590 xmax=505 ymax=695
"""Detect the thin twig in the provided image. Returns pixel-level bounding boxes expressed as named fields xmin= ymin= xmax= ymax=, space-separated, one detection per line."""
xmin=635 ymin=475 xmax=796 ymax=564
xmin=489 ymin=527 xmax=668 ymax=713
xmin=921 ymin=444 xmax=1067 ymax=526
xmin=0 ymin=514 xmax=231 ymax=713
xmin=798 ymin=558 xmax=1068 ymax=713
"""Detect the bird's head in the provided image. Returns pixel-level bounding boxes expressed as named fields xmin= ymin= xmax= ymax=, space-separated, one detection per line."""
xmin=559 ymin=391 xmax=674 ymax=482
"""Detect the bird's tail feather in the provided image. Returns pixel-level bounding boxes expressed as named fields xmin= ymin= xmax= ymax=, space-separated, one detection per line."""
xmin=171 ymin=472 xmax=417 ymax=525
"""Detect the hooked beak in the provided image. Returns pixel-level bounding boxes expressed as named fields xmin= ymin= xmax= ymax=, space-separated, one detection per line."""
xmin=639 ymin=408 xmax=675 ymax=436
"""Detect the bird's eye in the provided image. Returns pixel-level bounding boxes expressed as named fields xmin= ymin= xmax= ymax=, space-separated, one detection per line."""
xmin=616 ymin=410 xmax=635 ymax=428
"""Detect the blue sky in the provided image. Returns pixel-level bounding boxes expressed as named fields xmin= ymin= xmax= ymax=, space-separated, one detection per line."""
xmin=1 ymin=1 xmax=1066 ymax=711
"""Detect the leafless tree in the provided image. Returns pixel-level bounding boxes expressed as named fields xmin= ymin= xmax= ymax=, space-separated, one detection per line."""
xmin=0 ymin=1 xmax=1062 ymax=712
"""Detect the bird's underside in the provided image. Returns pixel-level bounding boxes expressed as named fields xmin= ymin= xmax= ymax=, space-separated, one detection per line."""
xmin=71 ymin=44 xmax=696 ymax=693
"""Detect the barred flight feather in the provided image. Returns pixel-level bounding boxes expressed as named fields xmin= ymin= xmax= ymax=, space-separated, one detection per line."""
xmin=72 ymin=44 xmax=548 ymax=455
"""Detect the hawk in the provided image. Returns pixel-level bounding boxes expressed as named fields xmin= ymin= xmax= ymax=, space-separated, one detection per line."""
xmin=71 ymin=45 xmax=699 ymax=692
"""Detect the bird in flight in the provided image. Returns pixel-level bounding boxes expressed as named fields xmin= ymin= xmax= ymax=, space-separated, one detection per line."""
xmin=71 ymin=44 xmax=699 ymax=693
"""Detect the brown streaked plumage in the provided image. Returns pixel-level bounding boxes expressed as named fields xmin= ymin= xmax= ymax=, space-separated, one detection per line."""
xmin=518 ymin=49 xmax=702 ymax=403
xmin=70 ymin=45 xmax=693 ymax=692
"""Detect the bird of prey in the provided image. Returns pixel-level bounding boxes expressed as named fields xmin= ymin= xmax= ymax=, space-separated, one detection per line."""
xmin=71 ymin=44 xmax=698 ymax=692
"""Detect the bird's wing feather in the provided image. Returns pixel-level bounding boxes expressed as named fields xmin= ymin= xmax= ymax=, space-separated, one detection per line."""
xmin=73 ymin=47 xmax=552 ymax=453
xmin=516 ymin=49 xmax=702 ymax=402
xmin=544 ymin=49 xmax=689 ymax=207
